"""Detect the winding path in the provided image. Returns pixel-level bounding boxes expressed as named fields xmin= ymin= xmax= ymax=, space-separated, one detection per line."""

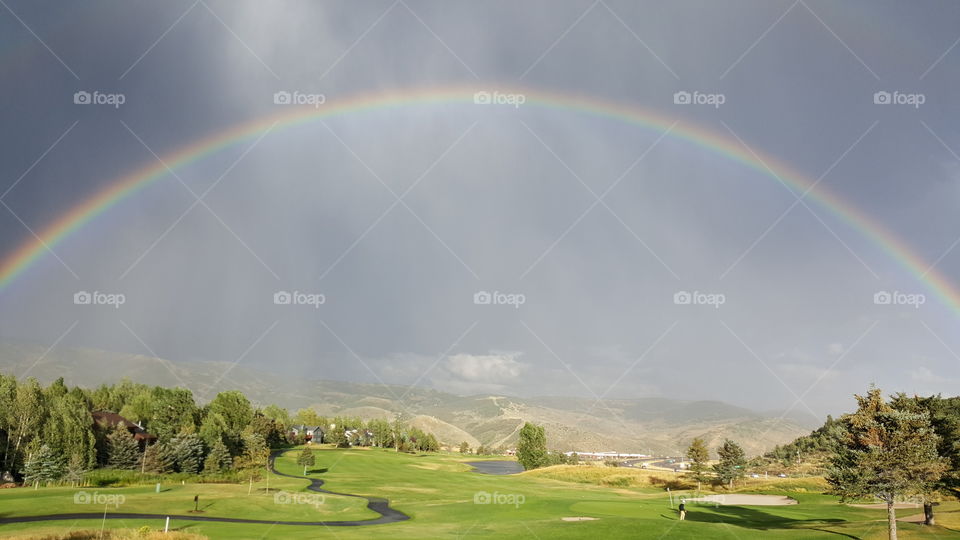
xmin=0 ymin=450 xmax=410 ymax=528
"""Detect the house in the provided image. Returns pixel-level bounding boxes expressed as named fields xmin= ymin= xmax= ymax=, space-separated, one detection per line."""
xmin=343 ymin=429 xmax=374 ymax=447
xmin=290 ymin=425 xmax=324 ymax=443
xmin=91 ymin=411 xmax=157 ymax=449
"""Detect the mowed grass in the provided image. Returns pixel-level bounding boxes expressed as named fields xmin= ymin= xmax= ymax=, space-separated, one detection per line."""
xmin=0 ymin=447 xmax=958 ymax=539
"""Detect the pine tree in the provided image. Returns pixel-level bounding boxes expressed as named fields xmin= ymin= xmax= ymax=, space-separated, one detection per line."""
xmin=828 ymin=388 xmax=947 ymax=540
xmin=170 ymin=433 xmax=204 ymax=474
xmin=296 ymin=446 xmax=315 ymax=475
xmin=22 ymin=444 xmax=64 ymax=486
xmin=106 ymin=423 xmax=140 ymax=470
xmin=203 ymin=440 xmax=232 ymax=474
xmin=686 ymin=437 xmax=710 ymax=490
xmin=713 ymin=439 xmax=747 ymax=489
xmin=141 ymin=443 xmax=175 ymax=474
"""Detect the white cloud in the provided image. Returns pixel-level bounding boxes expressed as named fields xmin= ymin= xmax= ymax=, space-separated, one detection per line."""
xmin=910 ymin=366 xmax=951 ymax=385
xmin=445 ymin=352 xmax=525 ymax=383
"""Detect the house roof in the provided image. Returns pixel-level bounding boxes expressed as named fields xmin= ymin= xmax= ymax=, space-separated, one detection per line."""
xmin=92 ymin=411 xmax=157 ymax=441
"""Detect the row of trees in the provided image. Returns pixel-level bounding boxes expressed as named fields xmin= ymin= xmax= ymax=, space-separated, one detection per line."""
xmin=0 ymin=376 xmax=447 ymax=486
xmin=685 ymin=437 xmax=747 ymax=490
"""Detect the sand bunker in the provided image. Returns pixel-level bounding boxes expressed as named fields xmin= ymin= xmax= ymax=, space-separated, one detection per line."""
xmin=848 ymin=502 xmax=920 ymax=510
xmin=562 ymin=517 xmax=599 ymax=521
xmin=685 ymin=494 xmax=798 ymax=506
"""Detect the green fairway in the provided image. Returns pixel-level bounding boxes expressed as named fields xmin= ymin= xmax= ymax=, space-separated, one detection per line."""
xmin=1 ymin=447 xmax=959 ymax=538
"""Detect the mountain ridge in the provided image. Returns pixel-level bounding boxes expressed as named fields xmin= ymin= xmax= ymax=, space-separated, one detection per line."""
xmin=0 ymin=343 xmax=811 ymax=455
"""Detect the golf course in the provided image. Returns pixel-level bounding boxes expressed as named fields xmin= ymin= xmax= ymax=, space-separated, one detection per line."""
xmin=0 ymin=445 xmax=958 ymax=539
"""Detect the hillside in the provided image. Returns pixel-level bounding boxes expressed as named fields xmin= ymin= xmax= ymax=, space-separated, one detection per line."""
xmin=0 ymin=343 xmax=810 ymax=455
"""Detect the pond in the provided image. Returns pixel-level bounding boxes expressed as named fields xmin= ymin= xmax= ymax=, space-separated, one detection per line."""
xmin=466 ymin=460 xmax=525 ymax=475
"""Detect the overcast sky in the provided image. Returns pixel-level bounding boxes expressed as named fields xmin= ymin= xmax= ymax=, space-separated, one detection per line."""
xmin=2 ymin=1 xmax=960 ymax=420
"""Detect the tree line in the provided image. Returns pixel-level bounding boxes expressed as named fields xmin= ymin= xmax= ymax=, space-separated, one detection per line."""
xmin=0 ymin=375 xmax=443 ymax=486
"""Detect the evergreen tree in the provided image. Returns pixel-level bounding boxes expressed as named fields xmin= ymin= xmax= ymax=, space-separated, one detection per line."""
xmin=828 ymin=388 xmax=946 ymax=540
xmin=713 ymin=439 xmax=747 ymax=489
xmin=106 ymin=423 xmax=140 ymax=469
xmin=202 ymin=440 xmax=232 ymax=474
xmin=517 ymin=423 xmax=548 ymax=470
xmin=141 ymin=443 xmax=175 ymax=474
xmin=890 ymin=393 xmax=960 ymax=526
xmin=686 ymin=437 xmax=710 ymax=489
xmin=170 ymin=433 xmax=204 ymax=474
xmin=297 ymin=446 xmax=315 ymax=475
xmin=22 ymin=444 xmax=64 ymax=486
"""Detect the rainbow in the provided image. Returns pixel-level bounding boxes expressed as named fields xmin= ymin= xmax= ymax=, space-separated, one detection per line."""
xmin=1 ymin=86 xmax=956 ymax=313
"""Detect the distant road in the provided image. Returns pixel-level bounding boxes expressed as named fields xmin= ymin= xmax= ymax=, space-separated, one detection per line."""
xmin=622 ymin=458 xmax=683 ymax=471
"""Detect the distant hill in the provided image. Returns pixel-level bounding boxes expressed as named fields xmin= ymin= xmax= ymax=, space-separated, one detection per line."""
xmin=0 ymin=343 xmax=811 ymax=455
